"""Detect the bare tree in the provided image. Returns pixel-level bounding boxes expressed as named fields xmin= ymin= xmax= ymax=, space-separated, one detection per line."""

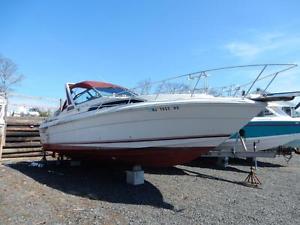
xmin=157 ymin=82 xmax=190 ymax=94
xmin=0 ymin=55 xmax=24 ymax=96
xmin=136 ymin=79 xmax=191 ymax=95
xmin=136 ymin=79 xmax=152 ymax=95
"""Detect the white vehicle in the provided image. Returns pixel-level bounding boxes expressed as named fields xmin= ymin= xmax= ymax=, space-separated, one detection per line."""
xmin=27 ymin=108 xmax=40 ymax=117
xmin=11 ymin=107 xmax=40 ymax=117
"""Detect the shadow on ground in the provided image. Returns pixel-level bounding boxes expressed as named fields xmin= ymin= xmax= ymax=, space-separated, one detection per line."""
xmin=144 ymin=162 xmax=259 ymax=188
xmin=145 ymin=166 xmax=187 ymax=175
xmin=145 ymin=164 xmax=258 ymax=188
xmin=186 ymin=158 xmax=249 ymax=173
xmin=187 ymin=157 xmax=283 ymax=171
xmin=228 ymin=158 xmax=283 ymax=168
xmin=6 ymin=161 xmax=174 ymax=210
xmin=180 ymin=167 xmax=262 ymax=189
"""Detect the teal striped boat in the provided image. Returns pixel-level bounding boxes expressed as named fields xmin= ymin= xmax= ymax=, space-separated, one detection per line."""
xmin=217 ymin=105 xmax=300 ymax=151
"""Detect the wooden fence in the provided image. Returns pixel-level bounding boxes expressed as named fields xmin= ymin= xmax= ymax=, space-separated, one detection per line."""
xmin=1 ymin=117 xmax=45 ymax=159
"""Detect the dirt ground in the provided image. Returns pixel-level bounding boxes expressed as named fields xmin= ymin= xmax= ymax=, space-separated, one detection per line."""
xmin=0 ymin=155 xmax=299 ymax=225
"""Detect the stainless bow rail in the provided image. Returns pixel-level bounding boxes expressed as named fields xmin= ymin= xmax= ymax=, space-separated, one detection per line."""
xmin=131 ymin=63 xmax=297 ymax=99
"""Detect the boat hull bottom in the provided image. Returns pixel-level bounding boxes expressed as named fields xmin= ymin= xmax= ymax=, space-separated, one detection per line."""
xmin=43 ymin=144 xmax=212 ymax=167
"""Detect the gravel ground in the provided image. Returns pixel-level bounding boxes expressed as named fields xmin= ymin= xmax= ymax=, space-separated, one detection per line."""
xmin=0 ymin=155 xmax=299 ymax=225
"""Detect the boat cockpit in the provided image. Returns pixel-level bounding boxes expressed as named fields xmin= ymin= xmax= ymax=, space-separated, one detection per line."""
xmin=57 ymin=81 xmax=145 ymax=116
xmin=256 ymin=106 xmax=292 ymax=118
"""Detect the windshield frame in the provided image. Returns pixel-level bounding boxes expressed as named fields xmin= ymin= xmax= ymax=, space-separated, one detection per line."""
xmin=94 ymin=87 xmax=136 ymax=97
xmin=70 ymin=86 xmax=136 ymax=106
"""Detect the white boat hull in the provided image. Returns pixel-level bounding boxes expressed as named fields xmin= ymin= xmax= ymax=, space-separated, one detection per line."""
xmin=40 ymin=99 xmax=265 ymax=166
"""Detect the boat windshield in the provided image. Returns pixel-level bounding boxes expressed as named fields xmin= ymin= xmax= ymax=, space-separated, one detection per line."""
xmin=71 ymin=87 xmax=135 ymax=105
xmin=71 ymin=88 xmax=100 ymax=105
xmin=95 ymin=87 xmax=135 ymax=97
xmin=282 ymin=106 xmax=293 ymax=117
xmin=294 ymin=110 xmax=300 ymax=118
xmin=269 ymin=106 xmax=290 ymax=117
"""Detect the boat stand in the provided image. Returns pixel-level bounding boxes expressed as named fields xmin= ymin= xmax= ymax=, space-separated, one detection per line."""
xmin=55 ymin=154 xmax=66 ymax=165
xmin=126 ymin=165 xmax=144 ymax=185
xmin=253 ymin=142 xmax=258 ymax=170
xmin=244 ymin=166 xmax=262 ymax=187
xmin=244 ymin=142 xmax=261 ymax=186
xmin=41 ymin=149 xmax=47 ymax=162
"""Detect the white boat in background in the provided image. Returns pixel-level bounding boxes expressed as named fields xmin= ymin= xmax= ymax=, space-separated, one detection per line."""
xmin=217 ymin=104 xmax=300 ymax=152
xmin=276 ymin=101 xmax=300 ymax=149
xmin=260 ymin=101 xmax=300 ymax=150
xmin=39 ymin=81 xmax=266 ymax=167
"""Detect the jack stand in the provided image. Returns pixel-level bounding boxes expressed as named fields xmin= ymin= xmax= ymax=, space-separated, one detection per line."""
xmin=56 ymin=154 xmax=64 ymax=165
xmin=126 ymin=165 xmax=144 ymax=185
xmin=244 ymin=166 xmax=262 ymax=186
xmin=41 ymin=150 xmax=47 ymax=162
xmin=40 ymin=150 xmax=48 ymax=167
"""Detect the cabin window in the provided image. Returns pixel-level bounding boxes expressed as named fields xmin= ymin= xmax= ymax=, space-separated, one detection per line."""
xmin=71 ymin=87 xmax=101 ymax=105
xmin=294 ymin=111 xmax=300 ymax=118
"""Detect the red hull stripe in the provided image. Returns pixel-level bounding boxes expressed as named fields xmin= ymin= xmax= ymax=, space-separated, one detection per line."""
xmin=51 ymin=134 xmax=230 ymax=145
xmin=43 ymin=144 xmax=213 ymax=167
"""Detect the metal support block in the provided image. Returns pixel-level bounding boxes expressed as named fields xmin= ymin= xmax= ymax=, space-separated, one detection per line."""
xmin=126 ymin=165 xmax=144 ymax=185
xmin=253 ymin=157 xmax=258 ymax=170
xmin=217 ymin=157 xmax=229 ymax=168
